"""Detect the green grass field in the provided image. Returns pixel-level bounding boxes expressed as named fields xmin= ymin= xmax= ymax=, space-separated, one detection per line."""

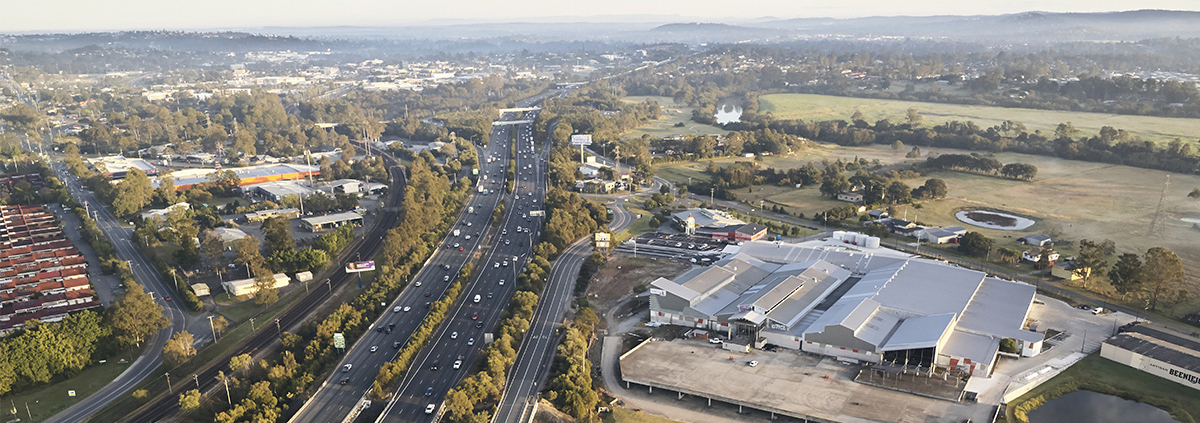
xmin=1007 ymin=354 xmax=1200 ymax=423
xmin=3 ymin=352 xmax=132 ymax=422
xmin=658 ymin=142 xmax=1200 ymax=315
xmin=758 ymin=93 xmax=1200 ymax=145
xmin=621 ymin=96 xmax=725 ymax=139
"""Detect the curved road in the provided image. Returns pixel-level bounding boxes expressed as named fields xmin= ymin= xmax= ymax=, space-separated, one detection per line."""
xmin=45 ymin=161 xmax=193 ymax=423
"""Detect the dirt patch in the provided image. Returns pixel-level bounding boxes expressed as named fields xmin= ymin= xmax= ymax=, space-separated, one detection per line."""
xmin=534 ymin=399 xmax=576 ymax=423
xmin=588 ymin=256 xmax=693 ymax=310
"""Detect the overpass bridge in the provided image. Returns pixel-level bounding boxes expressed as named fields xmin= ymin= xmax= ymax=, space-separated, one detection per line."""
xmin=498 ymin=107 xmax=541 ymax=115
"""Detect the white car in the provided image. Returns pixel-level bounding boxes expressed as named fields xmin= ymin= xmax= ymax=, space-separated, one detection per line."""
xmin=451 ymin=331 xmax=458 ymax=339
xmin=425 ymin=404 xmax=436 ymax=414
xmin=343 ymin=364 xmax=353 ymax=372
xmin=708 ymin=337 xmax=722 ymax=344
xmin=747 ymin=360 xmax=759 ymax=367
xmin=370 ymin=346 xmax=378 ymax=353
xmin=467 ymin=338 xmax=475 ymax=346
xmin=499 ymin=279 xmax=505 ymax=285
xmin=393 ymin=306 xmax=402 ymax=313
xmin=403 ymin=306 xmax=411 ymax=312
xmin=453 ymin=359 xmax=462 ymax=369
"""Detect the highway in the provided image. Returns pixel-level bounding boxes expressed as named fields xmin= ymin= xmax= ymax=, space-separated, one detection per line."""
xmin=114 ymin=155 xmax=408 ymax=422
xmin=43 ymin=161 xmax=194 ymax=423
xmin=289 ymin=112 xmax=530 ymax=423
xmin=373 ymin=106 xmax=549 ymax=422
xmin=493 ymin=198 xmax=634 ymax=423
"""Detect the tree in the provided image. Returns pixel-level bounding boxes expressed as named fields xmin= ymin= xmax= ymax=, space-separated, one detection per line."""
xmin=108 ymin=282 xmax=170 ymax=347
xmin=1108 ymin=253 xmax=1144 ymax=296
xmin=1073 ymin=239 xmax=1109 ymax=288
xmin=253 ymin=265 xmax=279 ymax=306
xmin=163 ymin=331 xmax=197 ymax=368
xmin=201 ymin=229 xmax=228 ymax=276
xmin=233 ymin=236 xmax=262 ymax=275
xmin=957 ymin=232 xmax=993 ymax=257
xmin=913 ymin=178 xmax=948 ymax=199
xmin=999 ymin=338 xmax=1019 ymax=354
xmin=1189 ymin=188 xmax=1200 ymax=199
xmin=891 ymin=140 xmax=904 ymax=151
xmin=1141 ymin=247 xmax=1185 ymax=310
xmin=905 ymin=108 xmax=921 ymax=125
xmin=211 ymin=316 xmax=229 ymax=336
xmin=261 ymin=216 xmax=294 ymax=255
xmin=229 ymin=353 xmax=254 ymax=376
xmin=179 ymin=389 xmax=202 ymax=413
xmin=885 ymin=181 xmax=911 ymax=204
xmin=112 ymin=168 xmax=154 ymax=216
xmin=906 ymin=146 xmax=922 ymax=159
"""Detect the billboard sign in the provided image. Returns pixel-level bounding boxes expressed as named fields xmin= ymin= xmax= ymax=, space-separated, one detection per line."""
xmin=649 ymin=288 xmax=667 ymax=297
xmin=333 ymin=333 xmax=345 ymax=349
xmin=345 ymin=261 xmax=375 ymax=273
xmin=570 ymin=134 xmax=593 ymax=146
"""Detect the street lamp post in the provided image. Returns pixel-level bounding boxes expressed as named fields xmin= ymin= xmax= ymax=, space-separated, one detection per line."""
xmin=207 ymin=315 xmax=219 ymax=342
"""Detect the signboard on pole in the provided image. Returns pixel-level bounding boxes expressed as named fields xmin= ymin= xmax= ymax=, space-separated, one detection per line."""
xmin=345 ymin=261 xmax=375 ymax=273
xmin=570 ymin=134 xmax=593 ymax=146
xmin=333 ymin=333 xmax=345 ymax=349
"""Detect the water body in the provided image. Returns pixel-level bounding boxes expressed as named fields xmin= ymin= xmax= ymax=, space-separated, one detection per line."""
xmin=714 ymin=102 xmax=743 ymax=124
xmin=1028 ymin=390 xmax=1178 ymax=423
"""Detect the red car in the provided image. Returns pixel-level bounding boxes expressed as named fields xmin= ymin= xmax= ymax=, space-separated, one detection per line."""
xmin=471 ymin=313 xmax=478 ymax=320
xmin=164 ymin=296 xmax=172 ymax=301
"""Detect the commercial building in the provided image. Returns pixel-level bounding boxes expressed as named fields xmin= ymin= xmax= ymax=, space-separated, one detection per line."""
xmin=1101 ymin=325 xmax=1200 ymax=391
xmin=648 ymin=241 xmax=1044 ymax=377
xmin=242 ymin=208 xmax=301 ymax=223
xmin=205 ymin=227 xmax=250 ymax=248
xmin=222 ymin=273 xmax=290 ymax=297
xmin=0 ymin=205 xmax=98 ymax=335
xmin=671 ymin=209 xmax=767 ymax=242
xmin=0 ymin=172 xmax=44 ymax=189
xmin=299 ymin=212 xmax=363 ymax=232
xmin=165 ymin=163 xmax=319 ymax=190
xmin=242 ymin=180 xmax=320 ymax=202
xmin=88 ymin=156 xmax=159 ymax=179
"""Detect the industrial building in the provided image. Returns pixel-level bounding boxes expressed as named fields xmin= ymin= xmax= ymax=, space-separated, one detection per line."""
xmin=671 ymin=209 xmax=768 ymax=242
xmin=242 ymin=180 xmax=321 ymax=202
xmin=1101 ymin=325 xmax=1200 ymax=391
xmin=300 ymin=212 xmax=363 ymax=232
xmin=222 ymin=273 xmax=290 ymax=297
xmin=205 ymin=227 xmax=250 ymax=248
xmin=164 ymin=163 xmax=319 ymax=190
xmin=0 ymin=205 xmax=98 ymax=335
xmin=648 ymin=240 xmax=1044 ymax=377
xmin=88 ymin=156 xmax=159 ymax=179
xmin=242 ymin=208 xmax=300 ymax=223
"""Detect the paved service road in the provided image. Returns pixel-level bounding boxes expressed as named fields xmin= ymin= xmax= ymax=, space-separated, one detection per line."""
xmin=289 ymin=112 xmax=529 ymax=423
xmin=44 ymin=161 xmax=193 ymax=423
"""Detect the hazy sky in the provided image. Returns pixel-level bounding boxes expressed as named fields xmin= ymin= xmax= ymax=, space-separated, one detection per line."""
xmin=3 ymin=0 xmax=1200 ymax=32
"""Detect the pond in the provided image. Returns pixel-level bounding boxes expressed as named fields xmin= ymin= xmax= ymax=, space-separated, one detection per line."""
xmin=1028 ymin=390 xmax=1178 ymax=423
xmin=714 ymin=102 xmax=742 ymax=124
xmin=955 ymin=210 xmax=1036 ymax=230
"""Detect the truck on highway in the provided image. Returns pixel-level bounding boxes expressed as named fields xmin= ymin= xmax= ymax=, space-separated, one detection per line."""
xmin=453 ymin=229 xmax=460 ymax=237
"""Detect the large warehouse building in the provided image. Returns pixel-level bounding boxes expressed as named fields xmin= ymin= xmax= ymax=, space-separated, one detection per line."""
xmin=1101 ymin=325 xmax=1200 ymax=391
xmin=649 ymin=241 xmax=1044 ymax=377
xmin=164 ymin=164 xmax=319 ymax=190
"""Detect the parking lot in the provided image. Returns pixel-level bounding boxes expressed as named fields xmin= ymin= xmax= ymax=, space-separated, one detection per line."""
xmin=619 ymin=338 xmax=993 ymax=423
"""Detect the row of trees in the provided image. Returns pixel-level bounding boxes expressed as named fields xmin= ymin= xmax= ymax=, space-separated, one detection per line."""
xmin=924 ymin=154 xmax=1038 ymax=180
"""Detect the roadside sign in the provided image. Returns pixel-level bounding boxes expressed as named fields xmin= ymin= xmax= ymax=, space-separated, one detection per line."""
xmin=333 ymin=333 xmax=345 ymax=349
xmin=345 ymin=261 xmax=375 ymax=273
xmin=570 ymin=134 xmax=593 ymax=146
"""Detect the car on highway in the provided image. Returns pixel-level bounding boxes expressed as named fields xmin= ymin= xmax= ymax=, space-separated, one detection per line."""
xmin=443 ymin=275 xmax=450 ymax=282
xmin=342 ymin=364 xmax=353 ymax=372
xmin=487 ymin=292 xmax=493 ymax=299
xmin=425 ymin=387 xmax=433 ymax=397
xmin=370 ymin=346 xmax=378 ymax=353
xmin=451 ymin=331 xmax=458 ymax=339
xmin=499 ymin=279 xmax=505 ymax=285
xmin=473 ymin=294 xmax=481 ymax=303
xmin=467 ymin=338 xmax=475 ymax=346
xmin=453 ymin=243 xmax=460 ymax=249
xmin=415 ymin=280 xmax=422 ymax=286
xmin=403 ymin=306 xmax=411 ymax=312
xmin=393 ymin=306 xmax=402 ymax=313
xmin=393 ymin=341 xmax=401 ymax=348
xmin=476 ymin=321 xmax=484 ymax=328
xmin=430 ymin=360 xmax=439 ymax=370
xmin=443 ymin=264 xmax=451 ymax=270
xmin=472 ymin=312 xmax=478 ymax=320
xmin=425 ymin=292 xmax=432 ymax=297
xmin=340 ymin=378 xmax=349 ymax=385
xmin=425 ymin=404 xmax=436 ymax=414
xmin=453 ymin=358 xmax=463 ymax=369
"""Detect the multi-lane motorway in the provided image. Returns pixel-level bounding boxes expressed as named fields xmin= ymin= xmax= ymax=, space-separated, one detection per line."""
xmin=372 ymin=110 xmax=548 ymax=422
xmin=290 ymin=110 xmax=536 ymax=422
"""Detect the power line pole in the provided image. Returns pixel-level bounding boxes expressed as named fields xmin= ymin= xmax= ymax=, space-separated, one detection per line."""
xmin=1146 ymin=175 xmax=1170 ymax=237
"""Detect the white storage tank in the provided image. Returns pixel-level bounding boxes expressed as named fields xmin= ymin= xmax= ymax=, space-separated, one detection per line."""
xmin=833 ymin=231 xmax=847 ymax=241
xmin=853 ymin=233 xmax=866 ymax=245
xmin=864 ymin=236 xmax=880 ymax=248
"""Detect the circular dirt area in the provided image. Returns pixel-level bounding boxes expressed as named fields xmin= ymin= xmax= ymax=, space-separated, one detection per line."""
xmin=955 ymin=210 xmax=1036 ymax=230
